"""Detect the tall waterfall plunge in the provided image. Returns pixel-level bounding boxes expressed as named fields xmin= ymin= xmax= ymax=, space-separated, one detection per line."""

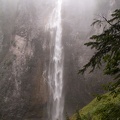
xmin=46 ymin=0 xmax=64 ymax=120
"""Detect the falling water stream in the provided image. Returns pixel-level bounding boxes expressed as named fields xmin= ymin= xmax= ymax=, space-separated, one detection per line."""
xmin=46 ymin=0 xmax=64 ymax=120
xmin=45 ymin=0 xmax=116 ymax=120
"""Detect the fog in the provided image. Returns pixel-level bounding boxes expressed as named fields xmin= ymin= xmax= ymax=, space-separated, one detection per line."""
xmin=0 ymin=0 xmax=119 ymax=120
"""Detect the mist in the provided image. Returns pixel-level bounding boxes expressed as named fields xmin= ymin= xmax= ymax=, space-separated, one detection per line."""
xmin=0 ymin=0 xmax=119 ymax=120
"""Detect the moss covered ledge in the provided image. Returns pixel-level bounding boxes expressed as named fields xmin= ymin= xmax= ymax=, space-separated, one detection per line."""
xmin=70 ymin=93 xmax=120 ymax=120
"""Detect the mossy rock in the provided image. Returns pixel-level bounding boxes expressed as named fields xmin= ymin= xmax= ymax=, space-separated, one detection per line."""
xmin=70 ymin=92 xmax=120 ymax=120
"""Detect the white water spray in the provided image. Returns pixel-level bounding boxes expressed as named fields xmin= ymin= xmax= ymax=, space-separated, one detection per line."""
xmin=46 ymin=0 xmax=64 ymax=120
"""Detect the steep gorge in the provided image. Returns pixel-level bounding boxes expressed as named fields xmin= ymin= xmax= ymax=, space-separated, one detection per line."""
xmin=0 ymin=0 xmax=119 ymax=120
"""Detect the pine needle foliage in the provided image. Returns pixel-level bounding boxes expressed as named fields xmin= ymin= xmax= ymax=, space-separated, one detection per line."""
xmin=76 ymin=109 xmax=82 ymax=120
xmin=79 ymin=9 xmax=120 ymax=93
xmin=65 ymin=112 xmax=70 ymax=120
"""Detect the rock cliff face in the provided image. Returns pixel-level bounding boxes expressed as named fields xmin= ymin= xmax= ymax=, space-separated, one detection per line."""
xmin=0 ymin=0 xmax=119 ymax=119
xmin=0 ymin=0 xmax=52 ymax=119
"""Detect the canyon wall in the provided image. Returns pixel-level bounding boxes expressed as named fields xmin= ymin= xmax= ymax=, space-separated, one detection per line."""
xmin=0 ymin=0 xmax=119 ymax=119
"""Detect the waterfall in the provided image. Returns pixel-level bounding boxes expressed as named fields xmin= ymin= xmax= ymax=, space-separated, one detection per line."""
xmin=46 ymin=0 xmax=64 ymax=120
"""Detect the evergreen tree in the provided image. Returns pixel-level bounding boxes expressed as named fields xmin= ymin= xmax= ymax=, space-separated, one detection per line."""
xmin=79 ymin=9 xmax=120 ymax=94
xmin=76 ymin=110 xmax=81 ymax=120
xmin=65 ymin=112 xmax=70 ymax=120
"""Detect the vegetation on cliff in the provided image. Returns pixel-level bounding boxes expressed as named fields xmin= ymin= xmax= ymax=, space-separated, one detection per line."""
xmin=70 ymin=92 xmax=120 ymax=120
